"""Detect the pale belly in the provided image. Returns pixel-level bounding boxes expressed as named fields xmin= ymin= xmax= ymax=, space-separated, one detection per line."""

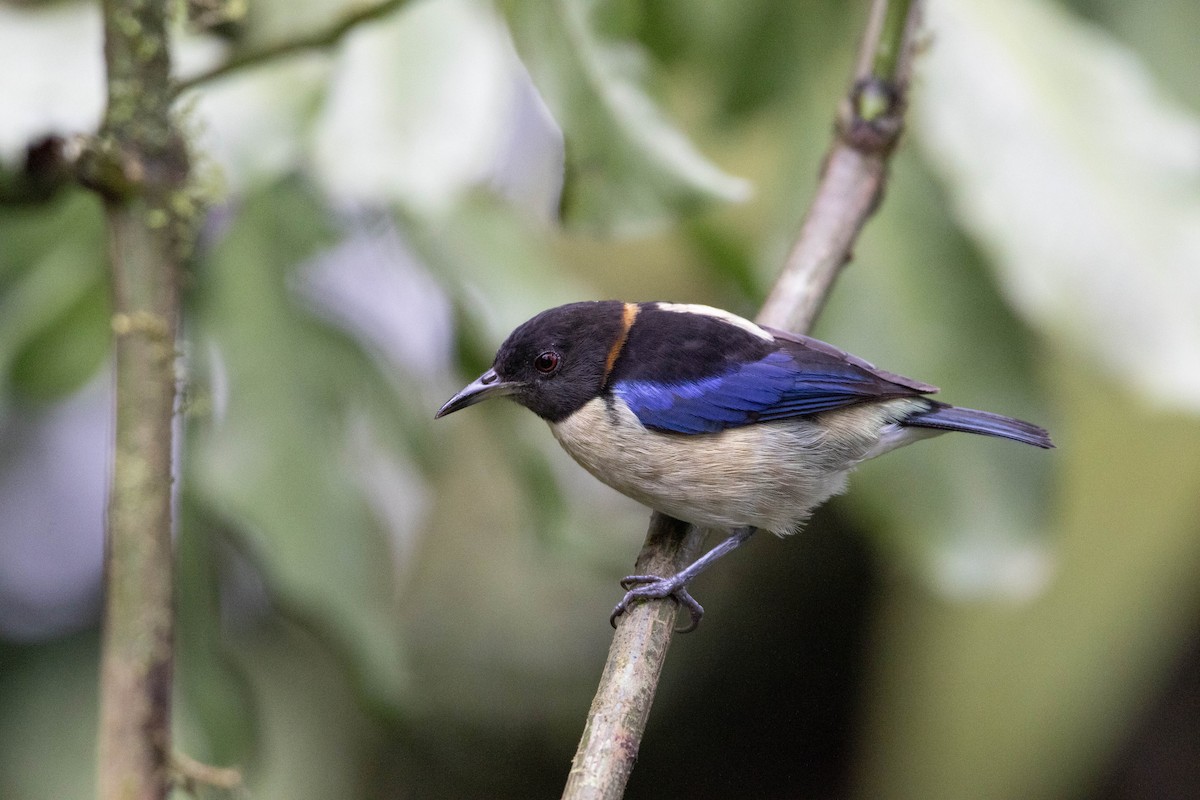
xmin=549 ymin=396 xmax=933 ymax=535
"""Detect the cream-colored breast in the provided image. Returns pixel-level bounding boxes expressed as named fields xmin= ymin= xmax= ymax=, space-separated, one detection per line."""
xmin=549 ymin=397 xmax=934 ymax=535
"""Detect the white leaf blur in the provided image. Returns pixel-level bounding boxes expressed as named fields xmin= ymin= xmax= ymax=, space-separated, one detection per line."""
xmin=0 ymin=3 xmax=104 ymax=162
xmin=182 ymin=52 xmax=331 ymax=194
xmin=914 ymin=0 xmax=1200 ymax=410
xmin=311 ymin=0 xmax=524 ymax=214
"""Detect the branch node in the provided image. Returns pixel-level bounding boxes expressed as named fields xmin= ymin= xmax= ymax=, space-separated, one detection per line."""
xmin=75 ymin=137 xmax=144 ymax=201
xmin=838 ymin=77 xmax=905 ymax=154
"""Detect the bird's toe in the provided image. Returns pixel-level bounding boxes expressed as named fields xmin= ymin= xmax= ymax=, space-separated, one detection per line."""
xmin=619 ymin=574 xmax=661 ymax=590
xmin=609 ymin=574 xmax=705 ymax=632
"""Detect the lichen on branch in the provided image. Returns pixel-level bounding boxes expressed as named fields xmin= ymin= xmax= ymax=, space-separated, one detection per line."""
xmin=91 ymin=1 xmax=200 ymax=799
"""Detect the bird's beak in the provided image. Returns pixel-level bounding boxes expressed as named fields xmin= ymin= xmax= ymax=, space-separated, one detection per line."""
xmin=435 ymin=368 xmax=523 ymax=418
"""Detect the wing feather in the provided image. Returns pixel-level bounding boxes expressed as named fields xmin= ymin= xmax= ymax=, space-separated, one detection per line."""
xmin=612 ymin=335 xmax=936 ymax=434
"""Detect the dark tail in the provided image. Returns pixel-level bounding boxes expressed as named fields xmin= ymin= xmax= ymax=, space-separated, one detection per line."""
xmin=905 ymin=403 xmax=1054 ymax=449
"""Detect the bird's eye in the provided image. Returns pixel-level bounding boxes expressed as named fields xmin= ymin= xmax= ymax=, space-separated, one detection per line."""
xmin=534 ymin=351 xmax=560 ymax=374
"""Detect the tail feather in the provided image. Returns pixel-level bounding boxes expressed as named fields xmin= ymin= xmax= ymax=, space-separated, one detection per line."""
xmin=905 ymin=404 xmax=1054 ymax=449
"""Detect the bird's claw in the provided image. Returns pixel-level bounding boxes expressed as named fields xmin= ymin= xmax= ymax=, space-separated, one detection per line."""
xmin=609 ymin=574 xmax=705 ymax=633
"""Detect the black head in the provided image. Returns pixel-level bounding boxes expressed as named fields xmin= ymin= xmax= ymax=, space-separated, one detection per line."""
xmin=436 ymin=301 xmax=627 ymax=422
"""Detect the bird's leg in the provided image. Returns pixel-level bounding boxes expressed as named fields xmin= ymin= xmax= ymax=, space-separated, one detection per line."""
xmin=610 ymin=527 xmax=757 ymax=633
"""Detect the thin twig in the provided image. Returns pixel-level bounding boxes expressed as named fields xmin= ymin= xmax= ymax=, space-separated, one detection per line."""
xmin=561 ymin=2 xmax=924 ymax=798
xmin=172 ymin=751 xmax=245 ymax=794
xmin=172 ymin=0 xmax=416 ymax=96
xmin=853 ymin=0 xmax=890 ymax=81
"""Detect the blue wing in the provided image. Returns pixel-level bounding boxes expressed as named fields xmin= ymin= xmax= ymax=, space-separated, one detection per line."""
xmin=612 ymin=341 xmax=936 ymax=435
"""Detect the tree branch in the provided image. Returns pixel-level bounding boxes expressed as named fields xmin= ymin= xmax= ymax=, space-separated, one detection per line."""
xmin=759 ymin=0 xmax=919 ymax=333
xmin=561 ymin=2 xmax=923 ymax=798
xmin=562 ymin=514 xmax=704 ymax=798
xmin=86 ymin=0 xmax=196 ymax=797
xmin=172 ymin=0 xmax=417 ymax=96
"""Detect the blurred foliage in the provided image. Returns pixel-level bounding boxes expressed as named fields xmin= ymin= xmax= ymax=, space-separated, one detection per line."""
xmin=1 ymin=0 xmax=1198 ymax=798
xmin=501 ymin=0 xmax=750 ymax=233
xmin=818 ymin=149 xmax=1055 ymax=595
xmin=187 ymin=180 xmax=416 ymax=709
xmin=0 ymin=190 xmax=108 ymax=405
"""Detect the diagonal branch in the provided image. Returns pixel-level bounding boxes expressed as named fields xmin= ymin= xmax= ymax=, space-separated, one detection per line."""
xmin=758 ymin=0 xmax=921 ymax=333
xmin=172 ymin=0 xmax=417 ymax=96
xmin=560 ymin=2 xmax=923 ymax=798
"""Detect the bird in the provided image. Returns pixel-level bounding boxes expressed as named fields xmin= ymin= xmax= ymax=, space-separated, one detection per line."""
xmin=436 ymin=300 xmax=1053 ymax=631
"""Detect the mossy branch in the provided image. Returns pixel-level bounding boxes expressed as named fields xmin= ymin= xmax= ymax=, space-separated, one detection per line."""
xmin=560 ymin=2 xmax=924 ymax=798
xmin=89 ymin=0 xmax=197 ymax=798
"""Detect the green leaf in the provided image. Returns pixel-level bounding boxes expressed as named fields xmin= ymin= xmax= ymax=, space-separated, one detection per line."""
xmin=0 ymin=635 xmax=98 ymax=799
xmin=913 ymin=0 xmax=1200 ymax=410
xmin=684 ymin=218 xmax=765 ymax=303
xmin=0 ymin=191 xmax=108 ymax=405
xmin=399 ymin=193 xmax=586 ymax=336
xmin=188 ymin=179 xmax=416 ymax=708
xmin=633 ymin=0 xmax=855 ymax=121
xmin=10 ymin=274 xmax=109 ymax=400
xmin=176 ymin=500 xmax=258 ymax=767
xmin=501 ymin=0 xmax=750 ymax=234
